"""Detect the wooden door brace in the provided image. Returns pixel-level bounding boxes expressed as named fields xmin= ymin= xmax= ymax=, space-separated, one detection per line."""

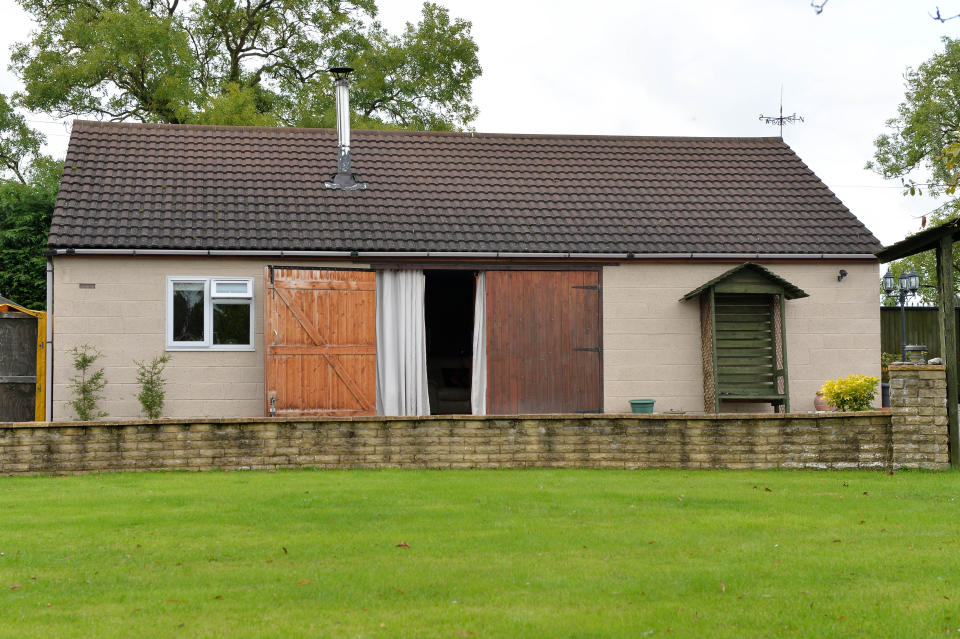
xmin=271 ymin=283 xmax=373 ymax=411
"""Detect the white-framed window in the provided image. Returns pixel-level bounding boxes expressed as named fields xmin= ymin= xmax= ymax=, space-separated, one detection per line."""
xmin=166 ymin=277 xmax=254 ymax=351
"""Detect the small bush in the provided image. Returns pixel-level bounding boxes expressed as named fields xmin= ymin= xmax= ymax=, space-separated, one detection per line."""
xmin=135 ymin=354 xmax=171 ymax=419
xmin=68 ymin=344 xmax=107 ymax=420
xmin=820 ymin=374 xmax=880 ymax=412
xmin=880 ymin=352 xmax=899 ymax=382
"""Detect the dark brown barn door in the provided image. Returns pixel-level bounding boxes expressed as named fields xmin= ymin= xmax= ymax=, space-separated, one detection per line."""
xmin=264 ymin=267 xmax=376 ymax=416
xmin=486 ymin=270 xmax=601 ymax=414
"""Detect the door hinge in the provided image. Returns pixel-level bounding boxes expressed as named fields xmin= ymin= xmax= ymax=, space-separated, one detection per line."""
xmin=572 ymin=285 xmax=599 ymax=290
xmin=573 ymin=347 xmax=601 ymax=352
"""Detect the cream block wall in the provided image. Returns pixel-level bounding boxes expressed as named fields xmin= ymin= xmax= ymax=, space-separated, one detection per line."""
xmin=602 ymin=261 xmax=881 ymax=414
xmin=52 ymin=256 xmax=880 ymax=420
xmin=51 ymin=256 xmax=365 ymax=421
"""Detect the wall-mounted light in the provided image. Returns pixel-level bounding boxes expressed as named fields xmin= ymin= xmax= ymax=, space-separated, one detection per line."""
xmin=837 ymin=269 xmax=848 ymax=282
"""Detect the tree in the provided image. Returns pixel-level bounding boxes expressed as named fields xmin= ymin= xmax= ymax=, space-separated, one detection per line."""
xmin=868 ymin=37 xmax=960 ymax=303
xmin=0 ymin=93 xmax=44 ymax=184
xmin=0 ymin=161 xmax=60 ymax=310
xmin=867 ymin=37 xmax=960 ymax=197
xmin=0 ymin=94 xmax=58 ymax=310
xmin=10 ymin=0 xmax=482 ymax=130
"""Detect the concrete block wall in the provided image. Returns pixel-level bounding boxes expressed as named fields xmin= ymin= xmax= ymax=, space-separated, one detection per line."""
xmin=602 ymin=261 xmax=880 ymax=414
xmin=50 ymin=255 xmax=366 ymax=420
xmin=51 ymin=257 xmax=880 ymax=420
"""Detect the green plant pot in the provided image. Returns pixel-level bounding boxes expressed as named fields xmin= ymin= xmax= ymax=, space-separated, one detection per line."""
xmin=629 ymin=399 xmax=655 ymax=414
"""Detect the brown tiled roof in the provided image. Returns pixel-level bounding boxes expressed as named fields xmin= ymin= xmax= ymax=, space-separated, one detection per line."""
xmin=49 ymin=120 xmax=881 ymax=255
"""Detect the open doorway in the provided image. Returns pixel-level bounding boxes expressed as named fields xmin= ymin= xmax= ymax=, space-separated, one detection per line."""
xmin=424 ymin=270 xmax=475 ymax=414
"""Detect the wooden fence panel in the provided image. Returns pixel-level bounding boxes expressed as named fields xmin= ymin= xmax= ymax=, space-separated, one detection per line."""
xmin=0 ymin=311 xmax=37 ymax=421
xmin=879 ymin=306 xmax=960 ymax=362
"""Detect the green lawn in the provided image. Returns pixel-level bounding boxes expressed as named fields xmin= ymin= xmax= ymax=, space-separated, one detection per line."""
xmin=1 ymin=469 xmax=959 ymax=637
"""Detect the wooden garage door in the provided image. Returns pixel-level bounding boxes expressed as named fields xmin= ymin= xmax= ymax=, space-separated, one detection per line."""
xmin=486 ymin=270 xmax=602 ymax=414
xmin=264 ymin=267 xmax=376 ymax=416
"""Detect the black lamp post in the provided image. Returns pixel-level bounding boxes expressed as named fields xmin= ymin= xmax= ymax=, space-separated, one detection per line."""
xmin=882 ymin=269 xmax=921 ymax=362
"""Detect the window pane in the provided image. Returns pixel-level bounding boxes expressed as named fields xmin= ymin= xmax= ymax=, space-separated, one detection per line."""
xmin=213 ymin=302 xmax=251 ymax=345
xmin=213 ymin=281 xmax=250 ymax=296
xmin=172 ymin=282 xmax=205 ymax=342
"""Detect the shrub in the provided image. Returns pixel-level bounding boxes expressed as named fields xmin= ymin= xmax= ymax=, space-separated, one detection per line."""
xmin=880 ymin=352 xmax=899 ymax=382
xmin=135 ymin=354 xmax=171 ymax=419
xmin=820 ymin=374 xmax=880 ymax=412
xmin=68 ymin=344 xmax=106 ymax=420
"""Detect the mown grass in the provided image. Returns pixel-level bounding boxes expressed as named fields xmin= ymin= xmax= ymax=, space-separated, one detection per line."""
xmin=1 ymin=468 xmax=959 ymax=637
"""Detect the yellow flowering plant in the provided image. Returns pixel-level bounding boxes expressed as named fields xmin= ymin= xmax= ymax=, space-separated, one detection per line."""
xmin=819 ymin=374 xmax=880 ymax=412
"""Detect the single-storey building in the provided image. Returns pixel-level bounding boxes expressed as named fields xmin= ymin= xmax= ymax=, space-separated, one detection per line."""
xmin=45 ymin=114 xmax=882 ymax=420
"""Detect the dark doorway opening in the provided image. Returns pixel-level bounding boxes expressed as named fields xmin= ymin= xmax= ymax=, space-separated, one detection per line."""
xmin=424 ymin=270 xmax=475 ymax=415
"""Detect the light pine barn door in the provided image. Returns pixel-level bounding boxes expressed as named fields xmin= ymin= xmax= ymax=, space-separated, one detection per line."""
xmin=264 ymin=267 xmax=377 ymax=416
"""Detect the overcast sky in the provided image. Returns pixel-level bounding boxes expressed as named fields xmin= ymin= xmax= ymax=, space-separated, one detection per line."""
xmin=1 ymin=0 xmax=956 ymax=249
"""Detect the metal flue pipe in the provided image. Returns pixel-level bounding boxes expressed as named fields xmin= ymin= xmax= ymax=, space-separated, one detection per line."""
xmin=324 ymin=66 xmax=366 ymax=190
xmin=333 ymin=68 xmax=352 ymax=174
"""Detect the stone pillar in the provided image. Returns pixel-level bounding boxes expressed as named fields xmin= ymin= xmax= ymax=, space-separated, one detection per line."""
xmin=888 ymin=363 xmax=950 ymax=469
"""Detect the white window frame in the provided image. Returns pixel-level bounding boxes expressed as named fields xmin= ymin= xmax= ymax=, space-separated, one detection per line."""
xmin=166 ymin=276 xmax=255 ymax=351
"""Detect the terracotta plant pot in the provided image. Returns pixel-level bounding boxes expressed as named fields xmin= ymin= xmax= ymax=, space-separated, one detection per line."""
xmin=814 ymin=392 xmax=835 ymax=412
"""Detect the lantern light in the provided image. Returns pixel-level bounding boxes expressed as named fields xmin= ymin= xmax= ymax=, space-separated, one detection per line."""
xmin=905 ymin=270 xmax=920 ymax=294
xmin=882 ymin=270 xmax=896 ymax=295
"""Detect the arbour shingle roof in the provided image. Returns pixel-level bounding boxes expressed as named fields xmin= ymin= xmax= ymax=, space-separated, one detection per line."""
xmin=49 ymin=120 xmax=881 ymax=255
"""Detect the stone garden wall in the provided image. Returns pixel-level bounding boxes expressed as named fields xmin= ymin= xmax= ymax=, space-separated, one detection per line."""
xmin=0 ymin=365 xmax=949 ymax=474
xmin=887 ymin=363 xmax=950 ymax=469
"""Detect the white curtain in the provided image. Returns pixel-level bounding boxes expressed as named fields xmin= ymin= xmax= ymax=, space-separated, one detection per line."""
xmin=376 ymin=270 xmax=430 ymax=416
xmin=471 ymin=272 xmax=487 ymax=415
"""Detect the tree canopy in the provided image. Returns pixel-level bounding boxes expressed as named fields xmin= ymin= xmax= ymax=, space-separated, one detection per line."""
xmin=0 ymin=93 xmax=45 ymax=184
xmin=0 ymin=159 xmax=60 ymax=310
xmin=0 ymin=89 xmax=58 ymax=309
xmin=868 ymin=37 xmax=960 ymax=305
xmin=11 ymin=0 xmax=482 ymax=130
xmin=868 ymin=37 xmax=960 ymax=197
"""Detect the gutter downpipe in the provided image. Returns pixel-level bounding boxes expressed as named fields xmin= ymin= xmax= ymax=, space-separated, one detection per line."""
xmin=45 ymin=257 xmax=53 ymax=421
